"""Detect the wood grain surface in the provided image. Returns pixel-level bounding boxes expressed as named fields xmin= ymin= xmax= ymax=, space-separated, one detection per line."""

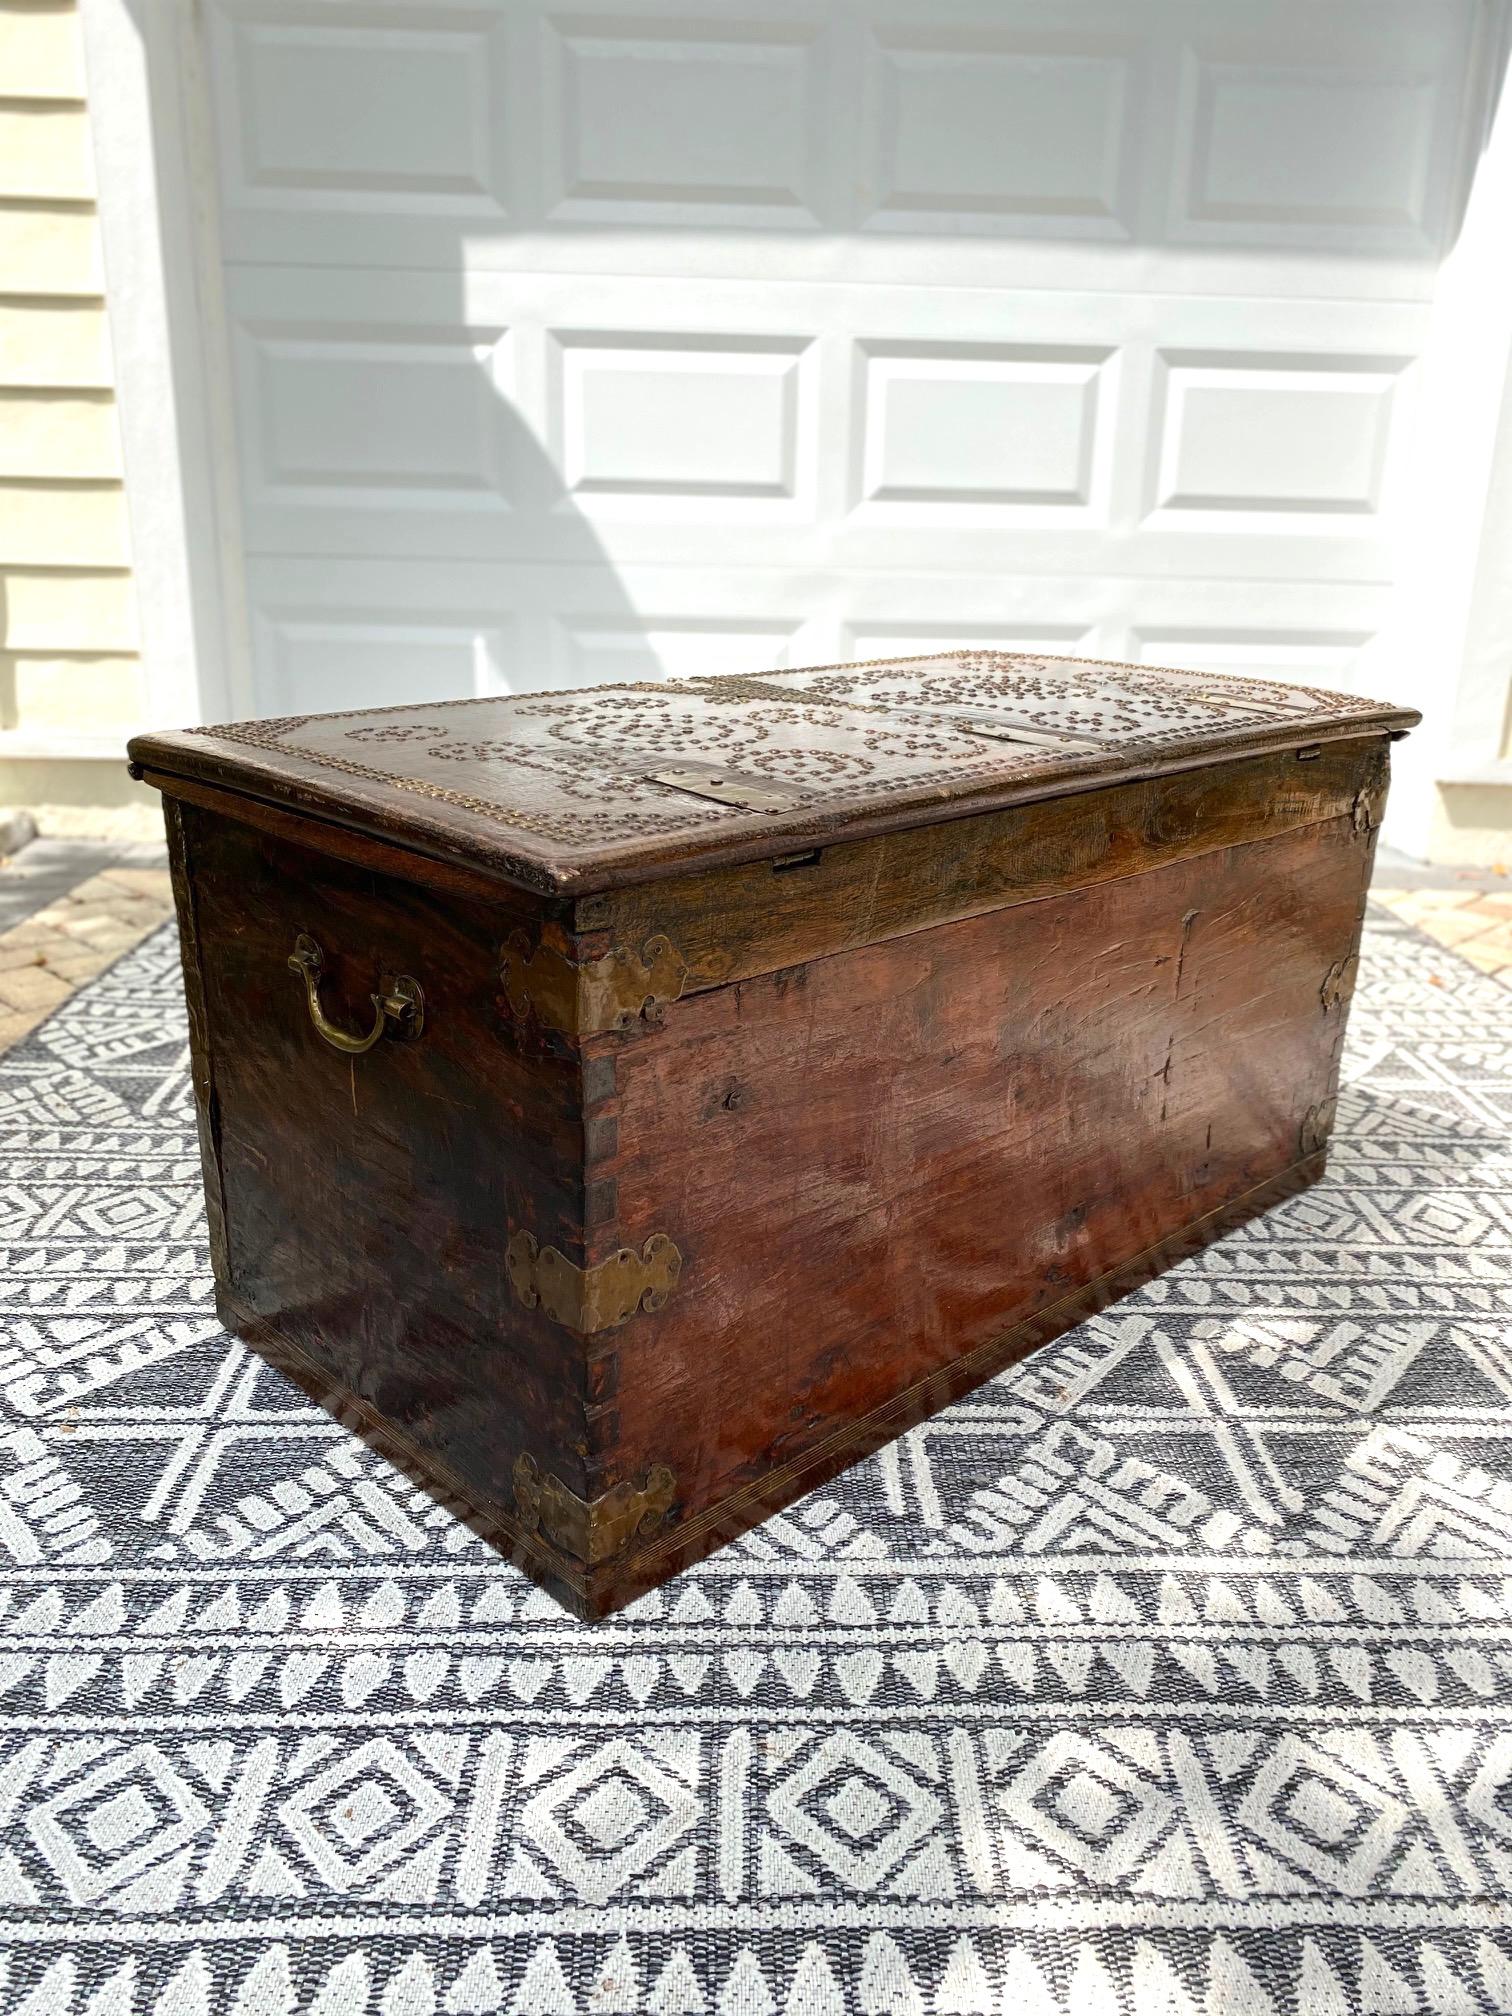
xmin=597 ymin=812 xmax=1374 ymax=1525
xmin=586 ymin=739 xmax=1383 ymax=998
xmin=180 ymin=803 xmax=590 ymax=1510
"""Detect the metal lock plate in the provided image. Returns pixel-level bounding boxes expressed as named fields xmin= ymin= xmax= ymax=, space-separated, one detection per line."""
xmin=645 ymin=761 xmax=805 ymax=813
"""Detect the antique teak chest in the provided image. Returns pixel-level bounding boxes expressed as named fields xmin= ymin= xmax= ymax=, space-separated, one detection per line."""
xmin=130 ymin=652 xmax=1418 ymax=1618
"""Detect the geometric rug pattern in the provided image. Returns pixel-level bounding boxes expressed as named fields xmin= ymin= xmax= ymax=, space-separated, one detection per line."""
xmin=0 ymin=908 xmax=1508 ymax=2014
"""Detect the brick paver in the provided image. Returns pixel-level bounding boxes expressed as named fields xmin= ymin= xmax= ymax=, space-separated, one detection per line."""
xmin=0 ymin=863 xmax=174 ymax=1055
xmin=1372 ymin=885 xmax=1512 ymax=985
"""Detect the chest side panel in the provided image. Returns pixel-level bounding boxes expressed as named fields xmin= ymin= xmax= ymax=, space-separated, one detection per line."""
xmin=174 ymin=799 xmax=589 ymax=1511
xmin=598 ymin=809 xmax=1374 ymax=1543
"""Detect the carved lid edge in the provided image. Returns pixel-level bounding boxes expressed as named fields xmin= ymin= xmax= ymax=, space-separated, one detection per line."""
xmin=128 ymin=648 xmax=1420 ymax=900
xmin=128 ymin=707 xmax=1415 ymax=900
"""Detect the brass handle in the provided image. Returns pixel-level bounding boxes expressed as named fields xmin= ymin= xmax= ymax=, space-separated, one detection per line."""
xmin=287 ymin=933 xmax=424 ymax=1055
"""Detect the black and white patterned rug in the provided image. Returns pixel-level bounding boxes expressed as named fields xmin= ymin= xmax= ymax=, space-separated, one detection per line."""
xmin=0 ymin=908 xmax=1509 ymax=2015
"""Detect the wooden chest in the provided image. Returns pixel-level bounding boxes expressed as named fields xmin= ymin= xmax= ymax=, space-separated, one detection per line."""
xmin=129 ymin=652 xmax=1417 ymax=1618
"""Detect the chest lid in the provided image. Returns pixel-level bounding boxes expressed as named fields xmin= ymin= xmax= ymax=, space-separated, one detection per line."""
xmin=128 ymin=651 xmax=1418 ymax=896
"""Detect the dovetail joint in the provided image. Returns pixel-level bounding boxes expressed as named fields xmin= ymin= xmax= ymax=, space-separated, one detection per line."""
xmin=1300 ymin=1098 xmax=1337 ymax=1158
xmin=506 ymin=1230 xmax=682 ymax=1335
xmin=1352 ymin=778 xmax=1388 ymax=835
xmin=1320 ymin=956 xmax=1358 ymax=1012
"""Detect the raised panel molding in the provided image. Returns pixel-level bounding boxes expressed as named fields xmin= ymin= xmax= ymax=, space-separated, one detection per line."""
xmin=243 ymin=556 xmax=1392 ymax=711
xmin=863 ymin=28 xmax=1138 ymax=236
xmin=255 ymin=612 xmax=514 ymax=713
xmin=843 ymin=623 xmax=1096 ymax=659
xmin=1169 ymin=39 xmax=1451 ymax=251
xmin=205 ymin=0 xmax=1490 ymax=281
xmin=552 ymin=333 xmax=815 ymax=510
xmin=216 ymin=9 xmax=506 ymax=213
xmin=1147 ymin=350 xmax=1409 ymax=525
xmin=239 ymin=326 xmax=513 ymax=509
xmin=543 ymin=15 xmax=825 ymax=226
xmin=552 ymin=616 xmax=801 ymax=688
xmin=857 ymin=342 xmax=1117 ymax=516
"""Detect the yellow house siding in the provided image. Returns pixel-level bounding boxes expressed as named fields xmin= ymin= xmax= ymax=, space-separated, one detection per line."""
xmin=0 ymin=202 xmax=101 ymax=292
xmin=0 ymin=481 xmax=131 ymax=563
xmin=0 ymin=102 xmax=95 ymax=199
xmin=3 ymin=651 xmax=141 ymax=731
xmin=0 ymin=390 xmax=123 ymax=477
xmin=0 ymin=7 xmax=86 ymax=97
xmin=1 ymin=566 xmax=137 ymax=650
xmin=0 ymin=0 xmax=143 ymax=783
xmin=0 ymin=298 xmax=114 ymax=385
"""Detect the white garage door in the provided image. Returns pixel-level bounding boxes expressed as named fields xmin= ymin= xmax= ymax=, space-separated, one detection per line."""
xmin=196 ymin=0 xmax=1499 ymax=717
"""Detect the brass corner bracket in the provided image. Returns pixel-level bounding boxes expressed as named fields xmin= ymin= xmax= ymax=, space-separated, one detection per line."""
xmin=514 ymin=1452 xmax=677 ymax=1568
xmin=507 ymin=1230 xmax=683 ymax=1335
xmin=500 ymin=931 xmax=688 ymax=1038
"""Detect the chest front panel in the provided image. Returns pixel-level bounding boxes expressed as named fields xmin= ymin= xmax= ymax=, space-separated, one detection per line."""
xmin=598 ymin=811 xmax=1373 ymax=1526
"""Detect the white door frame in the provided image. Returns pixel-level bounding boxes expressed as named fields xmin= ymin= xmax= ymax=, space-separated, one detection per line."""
xmin=1382 ymin=0 xmax=1512 ymax=858
xmin=77 ymin=0 xmax=252 ymax=730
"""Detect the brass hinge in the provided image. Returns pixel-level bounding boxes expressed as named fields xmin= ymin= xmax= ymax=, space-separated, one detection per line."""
xmin=507 ymin=1230 xmax=682 ymax=1334
xmin=1187 ymin=687 xmax=1314 ymax=717
xmin=514 ymin=1452 xmax=677 ymax=1568
xmin=501 ymin=930 xmax=688 ymax=1037
xmin=1157 ymin=667 xmax=1321 ymax=718
xmin=1320 ymin=955 xmax=1358 ymax=1012
xmin=944 ymin=713 xmax=1101 ymax=752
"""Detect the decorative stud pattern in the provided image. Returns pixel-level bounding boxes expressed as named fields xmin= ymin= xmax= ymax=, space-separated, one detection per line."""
xmin=183 ymin=651 xmax=1406 ymax=858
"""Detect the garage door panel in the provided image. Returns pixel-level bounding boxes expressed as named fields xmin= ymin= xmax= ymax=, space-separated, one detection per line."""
xmin=1129 ymin=630 xmax=1379 ymax=697
xmin=855 ymin=21 xmax=1148 ymax=241
xmin=1144 ymin=349 xmax=1416 ymax=529
xmin=210 ymin=4 xmax=517 ymax=219
xmin=851 ymin=340 xmax=1119 ymax=522
xmin=204 ymin=0 xmax=1491 ymax=715
xmin=1167 ymin=12 xmax=1479 ymax=255
xmin=235 ymin=322 xmax=516 ymax=515
xmin=548 ymin=331 xmax=820 ymax=515
xmin=540 ymin=11 xmax=833 ymax=229
xmin=226 ymin=264 xmax=1425 ymax=583
xmin=209 ymin=0 xmax=1483 ymax=272
xmin=250 ymin=609 xmax=519 ymax=715
xmin=241 ymin=555 xmax=1391 ymax=713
